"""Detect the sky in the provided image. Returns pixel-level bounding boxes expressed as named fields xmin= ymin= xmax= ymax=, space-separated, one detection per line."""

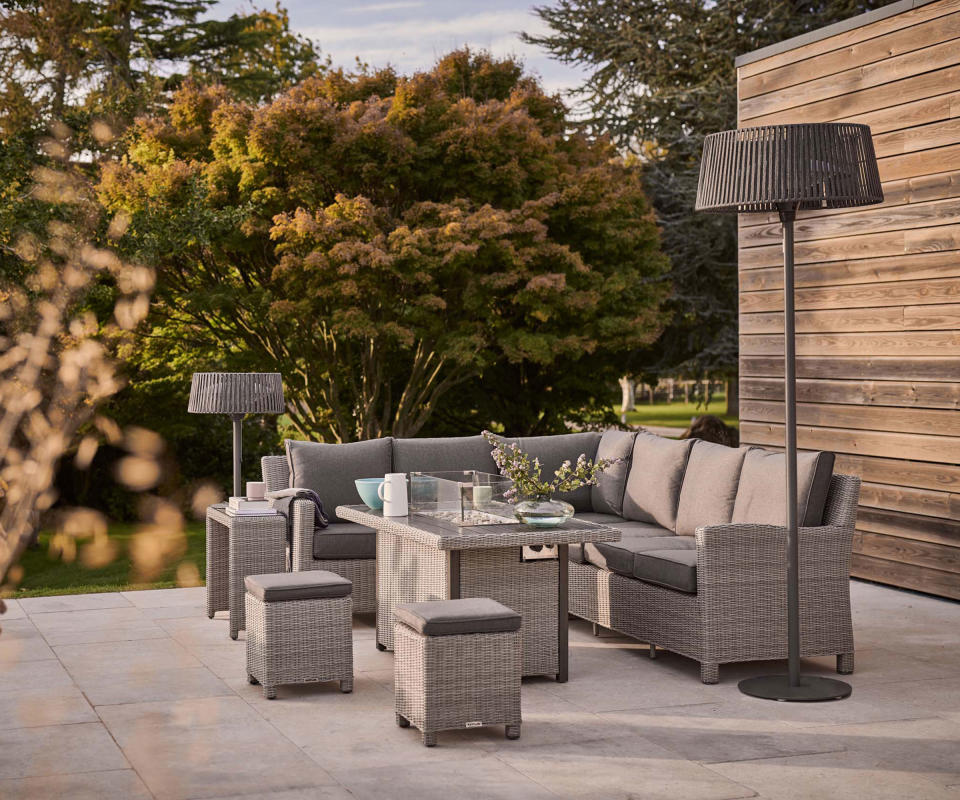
xmin=213 ymin=0 xmax=589 ymax=96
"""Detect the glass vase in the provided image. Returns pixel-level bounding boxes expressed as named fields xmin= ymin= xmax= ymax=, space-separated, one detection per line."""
xmin=514 ymin=496 xmax=574 ymax=527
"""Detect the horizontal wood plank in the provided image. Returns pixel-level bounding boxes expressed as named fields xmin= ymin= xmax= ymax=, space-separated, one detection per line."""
xmin=739 ymin=330 xmax=960 ymax=357
xmin=740 ymin=377 xmax=960 ymax=410
xmin=740 ymin=278 xmax=960 ymax=313
xmin=739 ymin=224 xmax=960 ymax=270
xmin=851 ymin=553 xmax=960 ymax=600
xmin=858 ymin=483 xmax=960 ymax=521
xmin=740 ymin=12 xmax=960 ymax=100
xmin=842 ymin=89 xmax=960 ymax=135
xmin=739 ymin=170 xmax=960 ymax=234
xmin=739 ymin=251 xmax=960 ymax=291
xmin=739 ymin=197 xmax=960 ymax=248
xmin=744 ymin=63 xmax=960 ymax=126
xmin=740 ymin=355 xmax=959 ymax=381
xmin=836 ymin=454 xmax=960 ymax=493
xmin=737 ymin=0 xmax=960 ymax=79
xmin=740 ymin=37 xmax=960 ymax=121
xmin=880 ymin=142 xmax=960 ymax=182
xmin=740 ymin=307 xmax=909 ymax=334
xmin=874 ymin=118 xmax=960 ymax=157
xmin=739 ymin=421 xmax=960 ymax=463
xmin=854 ymin=531 xmax=960 ymax=573
xmin=739 ymin=399 xmax=960 ymax=437
xmin=856 ymin=506 xmax=960 ymax=543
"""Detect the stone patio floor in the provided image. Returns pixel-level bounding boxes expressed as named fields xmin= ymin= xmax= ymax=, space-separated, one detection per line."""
xmin=1 ymin=580 xmax=959 ymax=799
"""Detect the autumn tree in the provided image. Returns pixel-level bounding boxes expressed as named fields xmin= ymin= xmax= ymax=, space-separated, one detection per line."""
xmin=99 ymin=51 xmax=670 ymax=442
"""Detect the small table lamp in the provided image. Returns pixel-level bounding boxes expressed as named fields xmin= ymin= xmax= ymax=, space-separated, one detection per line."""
xmin=188 ymin=372 xmax=285 ymax=498
xmin=696 ymin=123 xmax=882 ymax=702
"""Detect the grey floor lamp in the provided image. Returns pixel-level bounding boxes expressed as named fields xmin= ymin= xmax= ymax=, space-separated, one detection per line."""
xmin=188 ymin=372 xmax=285 ymax=498
xmin=695 ymin=123 xmax=883 ymax=702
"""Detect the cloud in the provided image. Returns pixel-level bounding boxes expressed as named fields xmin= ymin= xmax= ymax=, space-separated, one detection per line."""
xmin=345 ymin=1 xmax=426 ymax=12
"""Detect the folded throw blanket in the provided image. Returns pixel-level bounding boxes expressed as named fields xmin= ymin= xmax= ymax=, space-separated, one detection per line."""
xmin=266 ymin=488 xmax=330 ymax=546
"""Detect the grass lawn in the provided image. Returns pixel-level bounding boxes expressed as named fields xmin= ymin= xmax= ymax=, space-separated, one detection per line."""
xmin=616 ymin=400 xmax=739 ymax=430
xmin=10 ymin=520 xmax=206 ymax=598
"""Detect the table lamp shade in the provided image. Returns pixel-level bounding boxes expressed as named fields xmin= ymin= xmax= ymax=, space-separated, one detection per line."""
xmin=695 ymin=123 xmax=882 ymax=213
xmin=188 ymin=373 xmax=285 ymax=415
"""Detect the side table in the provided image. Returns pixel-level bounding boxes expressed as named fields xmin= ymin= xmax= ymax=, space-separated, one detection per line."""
xmin=205 ymin=505 xmax=287 ymax=639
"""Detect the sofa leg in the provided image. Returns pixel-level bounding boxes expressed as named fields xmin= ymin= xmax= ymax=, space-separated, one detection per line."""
xmin=505 ymin=724 xmax=521 ymax=740
xmin=700 ymin=663 xmax=719 ymax=684
xmin=592 ymin=623 xmax=600 ymax=637
xmin=422 ymin=731 xmax=437 ymax=747
xmin=648 ymin=643 xmax=657 ymax=660
xmin=837 ymin=652 xmax=854 ymax=675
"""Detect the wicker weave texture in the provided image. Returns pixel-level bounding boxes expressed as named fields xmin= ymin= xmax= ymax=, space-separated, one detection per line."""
xmin=206 ymin=508 xmax=229 ymax=619
xmin=261 ymin=455 xmax=290 ymax=492
xmin=246 ymin=593 xmax=353 ymax=698
xmin=569 ymin=474 xmax=860 ymax=683
xmin=207 ymin=506 xmax=288 ymax=639
xmin=394 ymin=622 xmax=521 ymax=740
xmin=696 ymin=124 xmax=883 ymax=213
xmin=188 ymin=372 xmax=284 ymax=414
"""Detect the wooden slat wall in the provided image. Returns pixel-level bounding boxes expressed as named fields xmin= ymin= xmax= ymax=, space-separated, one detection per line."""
xmin=736 ymin=0 xmax=960 ymax=600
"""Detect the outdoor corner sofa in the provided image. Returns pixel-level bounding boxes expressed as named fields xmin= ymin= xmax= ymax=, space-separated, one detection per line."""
xmin=261 ymin=430 xmax=859 ymax=684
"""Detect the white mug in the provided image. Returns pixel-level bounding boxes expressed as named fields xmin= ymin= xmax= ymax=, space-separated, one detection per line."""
xmin=378 ymin=473 xmax=409 ymax=516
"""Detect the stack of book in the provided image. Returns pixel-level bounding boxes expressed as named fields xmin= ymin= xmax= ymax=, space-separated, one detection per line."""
xmin=226 ymin=497 xmax=278 ymax=516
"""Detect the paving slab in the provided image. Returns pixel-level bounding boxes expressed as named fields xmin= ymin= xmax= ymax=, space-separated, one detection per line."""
xmin=122 ymin=586 xmax=206 ymax=608
xmin=0 ymin=721 xmax=129 ymax=780
xmin=98 ymin=695 xmax=338 ymax=800
xmin=18 ymin=592 xmax=133 ymax=614
xmin=80 ymin=665 xmax=234 ymax=707
xmin=0 ymin=685 xmax=96 ymax=730
xmin=29 ymin=606 xmax=167 ymax=646
xmin=0 ymin=768 xmax=152 ymax=799
xmin=53 ymin=636 xmax=201 ymax=681
xmin=0 ymin=619 xmax=55 ymax=662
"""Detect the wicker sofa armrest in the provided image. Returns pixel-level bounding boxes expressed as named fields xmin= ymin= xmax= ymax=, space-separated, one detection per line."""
xmin=290 ymin=497 xmax=316 ymax=571
xmin=694 ymin=521 xmax=854 ymax=590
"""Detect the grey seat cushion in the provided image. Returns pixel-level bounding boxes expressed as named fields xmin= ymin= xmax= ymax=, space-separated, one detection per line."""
xmin=575 ymin=511 xmax=626 ymax=525
xmin=591 ymin=430 xmax=637 ymax=516
xmin=285 ymin=438 xmax=393 ymax=522
xmin=633 ymin=542 xmax=698 ymax=594
xmin=674 ymin=441 xmax=750 ymax=536
xmin=244 ymin=570 xmax=352 ymax=602
xmin=313 ymin=522 xmax=376 ymax=560
xmin=622 ymin=432 xmax=695 ymax=530
xmin=393 ymin=435 xmax=498 ymax=475
xmin=395 ymin=598 xmax=521 ymax=636
xmin=583 ymin=526 xmax=675 ymax=574
xmin=511 ymin=432 xmax=602 ymax=513
xmin=732 ymin=448 xmax=836 ymax=527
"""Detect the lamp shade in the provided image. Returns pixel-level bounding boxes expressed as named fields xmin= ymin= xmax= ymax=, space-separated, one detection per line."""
xmin=695 ymin=123 xmax=883 ymax=213
xmin=187 ymin=372 xmax=285 ymax=415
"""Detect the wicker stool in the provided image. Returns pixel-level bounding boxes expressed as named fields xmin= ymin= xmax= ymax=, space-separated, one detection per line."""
xmin=244 ymin=571 xmax=353 ymax=699
xmin=393 ymin=598 xmax=522 ymax=747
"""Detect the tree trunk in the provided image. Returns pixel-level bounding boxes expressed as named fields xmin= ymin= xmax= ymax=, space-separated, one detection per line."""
xmin=725 ymin=378 xmax=739 ymax=418
xmin=619 ymin=376 xmax=635 ymax=424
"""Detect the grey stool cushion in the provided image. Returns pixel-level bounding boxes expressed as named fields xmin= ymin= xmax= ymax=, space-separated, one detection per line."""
xmin=313 ymin=522 xmax=376 ymax=560
xmin=590 ymin=430 xmax=637 ymax=516
xmin=285 ymin=438 xmax=393 ymax=522
xmin=245 ymin=570 xmax=353 ymax=602
xmin=732 ymin=448 xmax=836 ymax=527
xmin=675 ymin=441 xmax=749 ymax=536
xmin=622 ymin=433 xmax=694 ymax=530
xmin=395 ymin=598 xmax=521 ymax=637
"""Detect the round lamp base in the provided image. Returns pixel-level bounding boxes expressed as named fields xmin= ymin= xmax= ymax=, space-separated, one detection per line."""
xmin=738 ymin=675 xmax=852 ymax=702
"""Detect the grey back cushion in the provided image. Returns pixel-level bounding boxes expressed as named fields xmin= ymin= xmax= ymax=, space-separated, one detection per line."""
xmin=622 ymin=432 xmax=695 ymax=530
xmin=285 ymin=438 xmax=393 ymax=522
xmin=392 ymin=435 xmax=498 ymax=475
xmin=732 ymin=448 xmax=836 ymax=527
xmin=512 ymin=432 xmax=601 ymax=512
xmin=591 ymin=430 xmax=637 ymax=516
xmin=675 ymin=441 xmax=750 ymax=536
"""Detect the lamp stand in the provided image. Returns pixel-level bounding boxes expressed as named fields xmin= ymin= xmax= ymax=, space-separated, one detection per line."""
xmin=231 ymin=413 xmax=243 ymax=499
xmin=738 ymin=205 xmax=852 ymax=702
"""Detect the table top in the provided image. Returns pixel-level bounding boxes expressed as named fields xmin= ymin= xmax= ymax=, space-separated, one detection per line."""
xmin=336 ymin=504 xmax=621 ymax=551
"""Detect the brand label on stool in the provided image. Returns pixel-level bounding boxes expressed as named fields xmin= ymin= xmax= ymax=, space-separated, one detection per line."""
xmin=465 ymin=721 xmax=483 ymax=728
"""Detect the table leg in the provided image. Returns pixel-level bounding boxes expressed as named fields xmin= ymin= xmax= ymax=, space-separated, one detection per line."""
xmin=206 ymin=514 xmax=229 ymax=619
xmin=448 ymin=550 xmax=461 ymax=599
xmin=557 ymin=544 xmax=569 ymax=683
xmin=229 ymin=518 xmax=287 ymax=639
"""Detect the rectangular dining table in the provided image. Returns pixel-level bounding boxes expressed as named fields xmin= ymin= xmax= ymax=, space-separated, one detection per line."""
xmin=336 ymin=504 xmax=620 ymax=682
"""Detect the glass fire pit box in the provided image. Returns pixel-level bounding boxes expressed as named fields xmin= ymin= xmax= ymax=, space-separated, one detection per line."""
xmin=408 ymin=470 xmax=516 ymax=526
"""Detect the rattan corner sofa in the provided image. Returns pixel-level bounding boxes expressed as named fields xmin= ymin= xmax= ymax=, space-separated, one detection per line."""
xmin=261 ymin=430 xmax=859 ymax=684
